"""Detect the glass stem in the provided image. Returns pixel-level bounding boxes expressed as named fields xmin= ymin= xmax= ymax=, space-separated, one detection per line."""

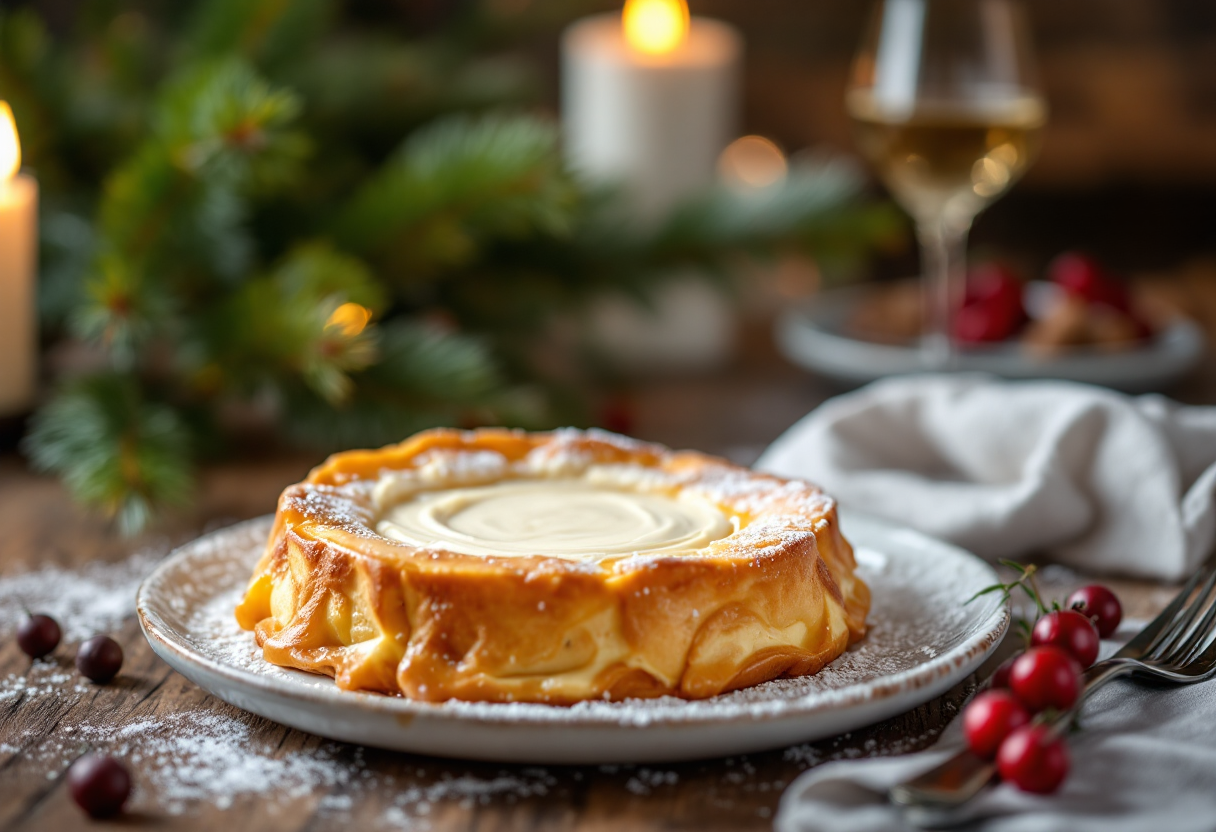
xmin=917 ymin=217 xmax=971 ymax=369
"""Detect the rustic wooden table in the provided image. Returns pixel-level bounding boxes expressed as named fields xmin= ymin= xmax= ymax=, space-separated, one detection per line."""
xmin=0 ymin=343 xmax=1205 ymax=831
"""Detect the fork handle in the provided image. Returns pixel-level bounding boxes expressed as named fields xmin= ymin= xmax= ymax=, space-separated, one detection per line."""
xmin=888 ymin=750 xmax=995 ymax=808
xmin=889 ymin=660 xmax=1136 ymax=809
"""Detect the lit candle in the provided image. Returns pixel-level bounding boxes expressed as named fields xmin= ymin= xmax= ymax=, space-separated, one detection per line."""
xmin=561 ymin=0 xmax=742 ymax=221
xmin=0 ymin=102 xmax=37 ymax=416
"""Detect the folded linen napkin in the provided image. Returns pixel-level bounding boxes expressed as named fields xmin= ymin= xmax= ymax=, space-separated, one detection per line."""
xmin=775 ymin=634 xmax=1216 ymax=832
xmin=756 ymin=375 xmax=1216 ymax=581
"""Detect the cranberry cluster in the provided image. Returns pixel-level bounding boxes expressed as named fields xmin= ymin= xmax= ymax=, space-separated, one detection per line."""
xmin=15 ymin=612 xmax=131 ymax=817
xmin=954 ymin=263 xmax=1028 ymax=344
xmin=963 ymin=582 xmax=1122 ymax=794
xmin=953 ymin=253 xmax=1149 ymax=344
xmin=1049 ymin=254 xmax=1149 ymax=335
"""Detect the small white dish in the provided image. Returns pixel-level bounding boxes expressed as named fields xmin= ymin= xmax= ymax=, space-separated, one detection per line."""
xmin=137 ymin=513 xmax=1008 ymax=764
xmin=776 ymin=282 xmax=1206 ymax=393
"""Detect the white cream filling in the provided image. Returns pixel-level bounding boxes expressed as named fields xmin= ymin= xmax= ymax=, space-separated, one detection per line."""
xmin=376 ymin=479 xmax=732 ymax=559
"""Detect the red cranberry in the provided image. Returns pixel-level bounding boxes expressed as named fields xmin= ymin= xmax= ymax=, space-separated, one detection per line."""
xmin=1009 ymin=646 xmax=1081 ymax=712
xmin=1047 ymin=252 xmax=1101 ymax=294
xmin=954 ymin=303 xmax=1001 ymax=343
xmin=997 ymin=725 xmax=1070 ymax=794
xmin=955 ymin=266 xmax=1028 ymax=344
xmin=67 ymin=754 xmax=131 ymax=818
xmin=965 ymin=263 xmax=1025 ymax=310
xmin=17 ymin=613 xmax=62 ymax=659
xmin=76 ymin=636 xmax=123 ymax=684
xmin=963 ymin=690 xmax=1031 ymax=759
xmin=990 ymin=655 xmax=1018 ymax=689
xmin=954 ymin=301 xmax=1025 ymax=343
xmin=1032 ymin=610 xmax=1100 ymax=668
xmin=1047 ymin=252 xmax=1130 ymax=312
xmin=1068 ymin=585 xmax=1123 ymax=638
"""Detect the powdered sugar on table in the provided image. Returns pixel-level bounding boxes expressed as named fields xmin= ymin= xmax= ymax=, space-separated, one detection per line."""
xmin=0 ymin=550 xmax=159 ymax=641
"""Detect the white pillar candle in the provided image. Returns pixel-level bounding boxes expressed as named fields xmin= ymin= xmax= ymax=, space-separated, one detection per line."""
xmin=0 ymin=102 xmax=38 ymax=416
xmin=561 ymin=1 xmax=742 ymax=221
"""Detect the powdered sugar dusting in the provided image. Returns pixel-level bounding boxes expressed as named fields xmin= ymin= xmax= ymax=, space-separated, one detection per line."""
xmin=0 ymin=665 xmax=92 ymax=703
xmin=383 ymin=769 xmax=556 ymax=823
xmin=0 ymin=659 xmax=558 ymax=824
xmin=0 ymin=550 xmax=160 ymax=641
xmin=81 ymin=711 xmax=355 ymax=814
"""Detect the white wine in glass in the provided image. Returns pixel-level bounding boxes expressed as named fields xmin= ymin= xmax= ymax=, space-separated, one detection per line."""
xmin=848 ymin=0 xmax=1047 ymax=365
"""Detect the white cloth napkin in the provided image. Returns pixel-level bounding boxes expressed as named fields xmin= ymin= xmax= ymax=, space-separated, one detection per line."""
xmin=775 ymin=635 xmax=1216 ymax=832
xmin=756 ymin=375 xmax=1216 ymax=581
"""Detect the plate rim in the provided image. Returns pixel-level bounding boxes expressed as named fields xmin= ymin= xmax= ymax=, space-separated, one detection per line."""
xmin=137 ymin=513 xmax=1010 ymax=730
xmin=774 ymin=282 xmax=1206 ymax=391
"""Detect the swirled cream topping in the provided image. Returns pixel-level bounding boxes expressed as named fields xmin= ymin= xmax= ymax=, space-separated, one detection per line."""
xmin=376 ymin=480 xmax=733 ymax=559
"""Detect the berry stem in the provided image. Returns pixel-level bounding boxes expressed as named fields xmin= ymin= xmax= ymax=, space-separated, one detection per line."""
xmin=967 ymin=560 xmax=1049 ymax=615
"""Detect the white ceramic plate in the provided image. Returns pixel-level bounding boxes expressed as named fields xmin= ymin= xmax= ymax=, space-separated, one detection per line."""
xmin=776 ymin=283 xmax=1206 ymax=393
xmin=137 ymin=513 xmax=1008 ymax=764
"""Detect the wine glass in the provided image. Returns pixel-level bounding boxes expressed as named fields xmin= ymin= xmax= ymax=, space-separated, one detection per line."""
xmin=847 ymin=0 xmax=1046 ymax=366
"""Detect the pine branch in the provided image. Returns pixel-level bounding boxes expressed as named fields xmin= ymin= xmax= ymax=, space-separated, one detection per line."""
xmin=95 ymin=57 xmax=308 ymax=292
xmin=98 ymin=143 xmax=187 ymax=259
xmin=195 ymin=244 xmax=381 ymax=405
xmin=39 ymin=209 xmax=98 ymax=330
xmin=154 ymin=57 xmax=309 ymax=193
xmin=363 ymin=320 xmax=501 ymax=404
xmin=88 ymin=56 xmax=309 ymax=329
xmin=186 ymin=0 xmax=332 ymax=73
xmin=70 ymin=254 xmax=175 ymax=371
xmin=272 ymin=241 xmax=386 ymax=313
xmin=0 ymin=9 xmax=50 ymax=77
xmin=288 ymin=41 xmax=536 ymax=141
xmin=335 ymin=113 xmax=579 ymax=276
xmin=279 ymin=320 xmax=504 ymax=452
xmin=23 ymin=374 xmax=194 ymax=535
xmin=1 ymin=5 xmax=164 ymax=199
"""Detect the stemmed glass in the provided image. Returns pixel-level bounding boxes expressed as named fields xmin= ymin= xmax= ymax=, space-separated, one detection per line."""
xmin=848 ymin=0 xmax=1046 ymax=366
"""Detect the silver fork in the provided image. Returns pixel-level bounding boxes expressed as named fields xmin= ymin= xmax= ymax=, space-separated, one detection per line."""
xmin=889 ymin=560 xmax=1216 ymax=819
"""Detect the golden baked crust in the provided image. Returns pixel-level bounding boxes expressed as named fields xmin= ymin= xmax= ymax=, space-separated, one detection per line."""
xmin=235 ymin=428 xmax=869 ymax=703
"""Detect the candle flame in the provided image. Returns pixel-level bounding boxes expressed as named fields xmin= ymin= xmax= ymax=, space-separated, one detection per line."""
xmin=0 ymin=102 xmax=20 ymax=182
xmin=622 ymin=0 xmax=689 ymax=55
xmin=325 ymin=302 xmax=373 ymax=337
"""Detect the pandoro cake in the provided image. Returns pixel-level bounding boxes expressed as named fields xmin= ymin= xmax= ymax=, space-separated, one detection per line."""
xmin=235 ymin=428 xmax=869 ymax=704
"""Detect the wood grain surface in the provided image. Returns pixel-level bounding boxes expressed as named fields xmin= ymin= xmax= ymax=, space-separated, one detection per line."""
xmin=0 ymin=344 xmax=1201 ymax=831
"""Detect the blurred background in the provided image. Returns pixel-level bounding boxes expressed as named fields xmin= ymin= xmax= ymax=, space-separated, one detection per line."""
xmin=0 ymin=0 xmax=1212 ymax=531
xmin=549 ymin=0 xmax=1216 ymax=269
